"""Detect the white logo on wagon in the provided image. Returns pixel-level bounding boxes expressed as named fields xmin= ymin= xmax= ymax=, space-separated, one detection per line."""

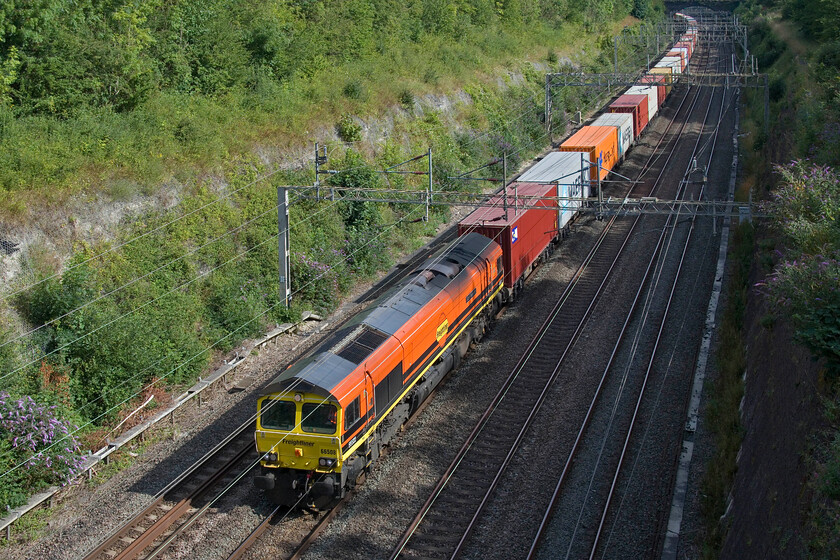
xmin=512 ymin=226 xmax=518 ymax=244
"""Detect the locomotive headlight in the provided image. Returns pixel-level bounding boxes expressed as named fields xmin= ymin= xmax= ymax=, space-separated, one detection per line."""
xmin=318 ymin=457 xmax=336 ymax=468
xmin=266 ymin=452 xmax=278 ymax=462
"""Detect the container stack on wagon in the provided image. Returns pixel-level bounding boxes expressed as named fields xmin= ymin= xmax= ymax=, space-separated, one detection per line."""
xmin=559 ymin=126 xmax=618 ymax=182
xmin=610 ymin=94 xmax=650 ymax=138
xmin=591 ymin=113 xmax=633 ymax=159
xmin=516 ymin=152 xmax=591 ymax=230
xmin=457 ymin=183 xmax=559 ymax=293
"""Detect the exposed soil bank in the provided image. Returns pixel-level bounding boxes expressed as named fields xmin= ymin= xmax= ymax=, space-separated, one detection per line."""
xmin=720 ymin=262 xmax=827 ymax=559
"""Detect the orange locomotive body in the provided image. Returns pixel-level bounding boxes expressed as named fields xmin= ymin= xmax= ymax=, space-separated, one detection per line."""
xmin=255 ymin=233 xmax=503 ymax=508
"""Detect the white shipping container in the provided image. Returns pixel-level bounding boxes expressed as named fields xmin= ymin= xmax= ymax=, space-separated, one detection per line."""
xmin=517 ymin=151 xmax=591 ymax=228
xmin=670 ymin=46 xmax=690 ymax=65
xmin=656 ymin=56 xmax=684 ymax=74
xmin=626 ymin=85 xmax=659 ymax=120
xmin=591 ymin=113 xmax=633 ymax=158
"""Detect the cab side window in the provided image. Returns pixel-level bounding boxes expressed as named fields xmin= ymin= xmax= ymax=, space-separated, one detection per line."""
xmin=344 ymin=397 xmax=360 ymax=429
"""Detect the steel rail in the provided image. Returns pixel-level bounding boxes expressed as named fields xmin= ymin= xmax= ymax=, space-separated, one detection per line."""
xmin=526 ymin=37 xmax=721 ymax=560
xmin=227 ymin=505 xmax=282 ymax=560
xmin=83 ymin=433 xmax=255 ymax=560
xmin=590 ymin=37 xmax=731 ymax=560
xmin=391 ymin=38 xmax=716 ymax=559
xmin=286 ymin=497 xmax=351 ymax=560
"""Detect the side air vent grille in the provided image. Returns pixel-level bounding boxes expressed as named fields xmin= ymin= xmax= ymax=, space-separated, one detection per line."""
xmin=334 ymin=326 xmax=389 ymax=365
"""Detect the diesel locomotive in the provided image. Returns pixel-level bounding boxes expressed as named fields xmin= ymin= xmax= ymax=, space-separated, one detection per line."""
xmin=254 ymin=233 xmax=504 ymax=508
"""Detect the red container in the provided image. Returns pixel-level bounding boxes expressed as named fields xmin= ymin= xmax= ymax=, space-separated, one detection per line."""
xmin=610 ymin=94 xmax=649 ymax=138
xmin=458 ymin=183 xmax=559 ymax=288
xmin=642 ymin=74 xmax=667 ymax=106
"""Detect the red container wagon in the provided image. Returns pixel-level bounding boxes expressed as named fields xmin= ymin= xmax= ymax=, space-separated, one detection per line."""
xmin=641 ymin=74 xmax=667 ymax=107
xmin=610 ymin=94 xmax=649 ymax=138
xmin=458 ymin=183 xmax=559 ymax=293
xmin=559 ymin=126 xmax=619 ymax=182
xmin=626 ymin=84 xmax=659 ymax=120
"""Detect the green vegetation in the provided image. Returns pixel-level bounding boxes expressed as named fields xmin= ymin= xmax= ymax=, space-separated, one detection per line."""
xmin=0 ymin=0 xmax=669 ymax=517
xmin=0 ymin=0 xmax=651 ymax=211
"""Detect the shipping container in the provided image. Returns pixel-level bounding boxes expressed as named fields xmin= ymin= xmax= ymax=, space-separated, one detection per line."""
xmin=609 ymin=94 xmax=649 ymax=138
xmin=648 ymin=67 xmax=675 ymax=95
xmin=642 ymin=74 xmax=667 ymax=106
xmin=666 ymin=50 xmax=687 ymax=71
xmin=672 ymin=44 xmax=691 ymax=64
xmin=559 ymin=126 xmax=619 ymax=182
xmin=591 ymin=113 xmax=633 ymax=158
xmin=676 ymin=41 xmax=693 ymax=60
xmin=458 ymin=182 xmax=560 ymax=288
xmin=657 ymin=55 xmax=684 ymax=74
xmin=626 ymin=84 xmax=659 ymax=120
xmin=516 ymin=151 xmax=591 ymax=229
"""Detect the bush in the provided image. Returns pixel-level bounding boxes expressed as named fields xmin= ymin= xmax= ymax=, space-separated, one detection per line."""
xmin=769 ymin=75 xmax=787 ymax=102
xmin=336 ymin=114 xmax=362 ymax=142
xmin=761 ymin=254 xmax=840 ymax=377
xmin=399 ymin=89 xmax=415 ymax=111
xmin=205 ymin=274 xmax=271 ymax=343
xmin=343 ymin=79 xmax=366 ymax=100
xmin=0 ymin=392 xmax=84 ymax=512
xmin=290 ymin=248 xmax=346 ymax=312
xmin=764 ymin=162 xmax=840 ymax=253
xmin=759 ymin=162 xmax=840 ymax=377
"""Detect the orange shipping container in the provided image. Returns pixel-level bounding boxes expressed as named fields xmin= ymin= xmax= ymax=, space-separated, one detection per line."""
xmin=559 ymin=126 xmax=618 ymax=182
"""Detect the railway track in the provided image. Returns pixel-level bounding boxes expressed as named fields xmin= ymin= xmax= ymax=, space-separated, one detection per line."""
xmin=528 ymin=35 xmax=732 ymax=560
xmin=81 ymin=226 xmax=461 ymax=560
xmin=389 ymin=27 xmax=730 ymax=560
xmin=83 ymin=430 xmax=256 ymax=560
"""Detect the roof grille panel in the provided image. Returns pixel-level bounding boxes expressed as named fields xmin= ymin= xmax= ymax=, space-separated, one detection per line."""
xmin=333 ymin=325 xmax=388 ymax=365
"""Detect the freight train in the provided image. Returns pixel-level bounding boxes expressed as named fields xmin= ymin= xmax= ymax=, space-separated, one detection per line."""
xmin=253 ymin=13 xmax=699 ymax=508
